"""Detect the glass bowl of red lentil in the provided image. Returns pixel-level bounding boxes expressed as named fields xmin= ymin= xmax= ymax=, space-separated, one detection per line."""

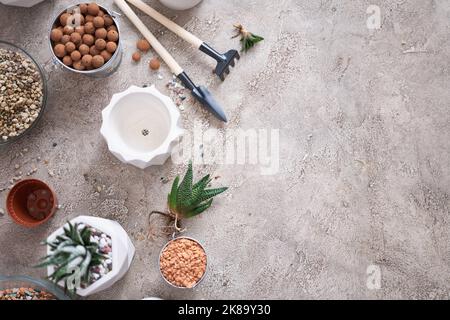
xmin=0 ymin=275 xmax=70 ymax=300
xmin=0 ymin=40 xmax=48 ymax=147
xmin=159 ymin=237 xmax=208 ymax=289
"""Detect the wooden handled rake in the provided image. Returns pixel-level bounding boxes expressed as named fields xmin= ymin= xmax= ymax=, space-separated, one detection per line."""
xmin=114 ymin=0 xmax=228 ymax=122
xmin=126 ymin=0 xmax=240 ymax=81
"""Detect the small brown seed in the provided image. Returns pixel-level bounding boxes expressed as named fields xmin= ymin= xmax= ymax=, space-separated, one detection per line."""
xmin=74 ymin=26 xmax=85 ymax=36
xmin=70 ymin=50 xmax=81 ymax=62
xmin=93 ymin=16 xmax=105 ymax=28
xmin=149 ymin=58 xmax=160 ymax=70
xmin=85 ymin=15 xmax=95 ymax=23
xmin=62 ymin=55 xmax=73 ymax=66
xmin=87 ymin=3 xmax=100 ymax=16
xmin=65 ymin=42 xmax=76 ymax=54
xmin=89 ymin=45 xmax=100 ymax=56
xmin=63 ymin=25 xmax=74 ymax=35
xmin=61 ymin=35 xmax=71 ymax=45
xmin=59 ymin=13 xmax=70 ymax=26
xmin=103 ymin=15 xmax=114 ymax=27
xmin=79 ymin=44 xmax=90 ymax=56
xmin=54 ymin=44 xmax=66 ymax=58
xmin=95 ymin=39 xmax=106 ymax=50
xmin=50 ymin=29 xmax=63 ymax=42
xmin=70 ymin=32 xmax=82 ymax=45
xmin=84 ymin=22 xmax=95 ymax=34
xmin=73 ymin=60 xmax=85 ymax=70
xmin=100 ymin=50 xmax=112 ymax=62
xmin=92 ymin=55 xmax=105 ymax=68
xmin=81 ymin=54 xmax=93 ymax=67
xmin=106 ymin=41 xmax=117 ymax=53
xmin=82 ymin=34 xmax=95 ymax=46
xmin=79 ymin=3 xmax=88 ymax=15
xmin=107 ymin=30 xmax=119 ymax=42
xmin=95 ymin=28 xmax=107 ymax=40
xmin=137 ymin=39 xmax=150 ymax=52
xmin=132 ymin=52 xmax=141 ymax=62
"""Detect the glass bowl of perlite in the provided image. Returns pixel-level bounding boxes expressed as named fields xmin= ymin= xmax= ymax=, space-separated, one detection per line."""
xmin=0 ymin=40 xmax=47 ymax=147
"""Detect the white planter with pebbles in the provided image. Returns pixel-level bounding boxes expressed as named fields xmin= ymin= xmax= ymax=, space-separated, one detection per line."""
xmin=46 ymin=216 xmax=135 ymax=297
xmin=0 ymin=0 xmax=45 ymax=7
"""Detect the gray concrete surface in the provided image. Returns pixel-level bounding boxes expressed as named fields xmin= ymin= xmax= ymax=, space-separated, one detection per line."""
xmin=1 ymin=0 xmax=450 ymax=299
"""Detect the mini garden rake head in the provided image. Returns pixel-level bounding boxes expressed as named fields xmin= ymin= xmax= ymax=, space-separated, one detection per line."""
xmin=199 ymin=44 xmax=240 ymax=81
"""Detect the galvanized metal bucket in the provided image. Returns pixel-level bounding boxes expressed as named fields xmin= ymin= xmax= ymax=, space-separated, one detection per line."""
xmin=48 ymin=3 xmax=122 ymax=78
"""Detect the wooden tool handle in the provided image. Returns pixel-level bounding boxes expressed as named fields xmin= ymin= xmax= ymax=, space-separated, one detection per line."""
xmin=114 ymin=0 xmax=184 ymax=75
xmin=126 ymin=0 xmax=204 ymax=48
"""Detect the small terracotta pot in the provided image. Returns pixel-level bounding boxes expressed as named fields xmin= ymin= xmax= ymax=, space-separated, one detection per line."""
xmin=6 ymin=179 xmax=58 ymax=227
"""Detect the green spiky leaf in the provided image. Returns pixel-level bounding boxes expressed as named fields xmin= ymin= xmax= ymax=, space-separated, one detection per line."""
xmin=168 ymin=176 xmax=180 ymax=210
xmin=166 ymin=162 xmax=228 ymax=220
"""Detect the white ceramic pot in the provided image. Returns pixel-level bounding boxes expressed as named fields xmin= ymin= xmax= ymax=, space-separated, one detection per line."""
xmin=101 ymin=85 xmax=183 ymax=169
xmin=0 ymin=0 xmax=45 ymax=7
xmin=159 ymin=0 xmax=203 ymax=10
xmin=46 ymin=216 xmax=135 ymax=297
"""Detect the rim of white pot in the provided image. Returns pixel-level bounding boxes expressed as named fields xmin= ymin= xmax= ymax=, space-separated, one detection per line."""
xmin=100 ymin=85 xmax=184 ymax=168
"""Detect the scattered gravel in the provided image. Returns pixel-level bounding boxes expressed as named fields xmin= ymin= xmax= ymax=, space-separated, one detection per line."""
xmin=0 ymin=288 xmax=55 ymax=300
xmin=166 ymin=76 xmax=187 ymax=109
xmin=77 ymin=223 xmax=113 ymax=287
xmin=0 ymin=48 xmax=44 ymax=142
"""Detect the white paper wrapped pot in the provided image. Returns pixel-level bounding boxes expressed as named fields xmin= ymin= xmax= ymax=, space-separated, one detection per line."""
xmin=101 ymin=85 xmax=183 ymax=169
xmin=46 ymin=216 xmax=135 ymax=297
xmin=159 ymin=0 xmax=203 ymax=10
xmin=0 ymin=0 xmax=45 ymax=7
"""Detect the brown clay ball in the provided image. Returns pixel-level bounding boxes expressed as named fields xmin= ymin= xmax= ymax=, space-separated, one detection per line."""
xmin=81 ymin=54 xmax=93 ymax=68
xmin=107 ymin=30 xmax=119 ymax=42
xmin=89 ymin=45 xmax=100 ymax=56
xmin=100 ymin=50 xmax=112 ymax=62
xmin=54 ymin=44 xmax=66 ymax=58
xmin=62 ymin=55 xmax=73 ymax=66
xmin=79 ymin=3 xmax=88 ymax=15
xmin=132 ymin=52 xmax=141 ymax=62
xmin=70 ymin=32 xmax=82 ymax=45
xmin=61 ymin=35 xmax=71 ymax=45
xmin=93 ymin=16 xmax=104 ymax=28
xmin=107 ymin=25 xmax=117 ymax=32
xmin=74 ymin=25 xmax=85 ymax=36
xmin=137 ymin=39 xmax=150 ymax=52
xmin=50 ymin=29 xmax=63 ymax=42
xmin=92 ymin=55 xmax=105 ymax=68
xmin=149 ymin=58 xmax=161 ymax=70
xmin=95 ymin=38 xmax=106 ymax=50
xmin=73 ymin=60 xmax=85 ymax=71
xmin=59 ymin=13 xmax=70 ymax=26
xmin=84 ymin=22 xmax=95 ymax=35
xmin=70 ymin=50 xmax=81 ymax=62
xmin=79 ymin=44 xmax=90 ymax=56
xmin=103 ymin=15 xmax=114 ymax=27
xmin=65 ymin=42 xmax=76 ymax=54
xmin=87 ymin=3 xmax=100 ymax=16
xmin=85 ymin=15 xmax=95 ymax=23
xmin=63 ymin=25 xmax=74 ymax=35
xmin=106 ymin=41 xmax=117 ymax=54
xmin=95 ymin=28 xmax=107 ymax=40
xmin=82 ymin=34 xmax=95 ymax=46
